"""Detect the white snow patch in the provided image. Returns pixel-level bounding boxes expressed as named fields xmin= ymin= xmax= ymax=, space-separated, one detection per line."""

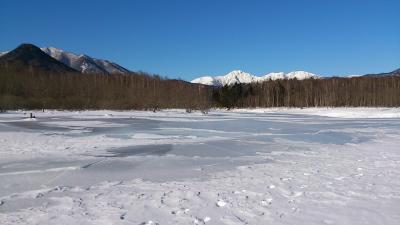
xmin=216 ymin=200 xmax=227 ymax=207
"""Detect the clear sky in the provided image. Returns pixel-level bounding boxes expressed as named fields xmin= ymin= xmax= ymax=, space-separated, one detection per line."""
xmin=0 ymin=0 xmax=399 ymax=80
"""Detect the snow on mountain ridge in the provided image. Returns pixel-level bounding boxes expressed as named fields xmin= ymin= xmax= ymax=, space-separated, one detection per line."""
xmin=191 ymin=70 xmax=320 ymax=86
xmin=286 ymin=71 xmax=317 ymax=80
xmin=40 ymin=47 xmax=130 ymax=74
xmin=262 ymin=72 xmax=286 ymax=80
xmin=215 ymin=70 xmax=256 ymax=86
xmin=191 ymin=76 xmax=218 ymax=86
xmin=0 ymin=51 xmax=8 ymax=57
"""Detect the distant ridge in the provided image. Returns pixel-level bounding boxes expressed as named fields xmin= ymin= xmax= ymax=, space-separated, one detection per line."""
xmin=0 ymin=44 xmax=78 ymax=73
xmin=363 ymin=68 xmax=400 ymax=77
xmin=191 ymin=70 xmax=319 ymax=86
xmin=192 ymin=68 xmax=400 ymax=86
xmin=0 ymin=44 xmax=131 ymax=74
xmin=41 ymin=47 xmax=131 ymax=74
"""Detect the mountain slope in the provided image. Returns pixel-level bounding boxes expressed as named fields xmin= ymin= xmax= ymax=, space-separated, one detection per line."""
xmin=0 ymin=44 xmax=78 ymax=73
xmin=215 ymin=70 xmax=257 ymax=86
xmin=363 ymin=68 xmax=400 ymax=77
xmin=41 ymin=47 xmax=130 ymax=74
xmin=191 ymin=76 xmax=218 ymax=86
xmin=192 ymin=70 xmax=319 ymax=86
xmin=388 ymin=68 xmax=400 ymax=76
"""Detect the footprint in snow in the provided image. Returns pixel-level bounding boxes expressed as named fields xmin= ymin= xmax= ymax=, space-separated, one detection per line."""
xmin=194 ymin=216 xmax=211 ymax=224
xmin=261 ymin=198 xmax=273 ymax=206
xmin=171 ymin=208 xmax=190 ymax=215
xmin=120 ymin=212 xmax=127 ymax=220
xmin=35 ymin=193 xmax=44 ymax=198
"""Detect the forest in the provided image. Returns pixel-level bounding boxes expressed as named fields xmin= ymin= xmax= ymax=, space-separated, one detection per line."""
xmin=0 ymin=69 xmax=212 ymax=110
xmin=213 ymin=76 xmax=400 ymax=108
xmin=1 ymin=68 xmax=400 ymax=110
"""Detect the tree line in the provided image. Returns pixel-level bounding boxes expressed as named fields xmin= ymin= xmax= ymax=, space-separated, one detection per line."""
xmin=212 ymin=76 xmax=400 ymax=108
xmin=0 ymin=68 xmax=212 ymax=110
xmin=1 ymin=68 xmax=400 ymax=110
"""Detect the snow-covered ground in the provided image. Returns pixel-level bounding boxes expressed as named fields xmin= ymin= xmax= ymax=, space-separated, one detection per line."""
xmin=1 ymin=108 xmax=400 ymax=225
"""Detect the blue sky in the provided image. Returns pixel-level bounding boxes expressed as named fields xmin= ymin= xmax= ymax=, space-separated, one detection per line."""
xmin=0 ymin=0 xmax=399 ymax=80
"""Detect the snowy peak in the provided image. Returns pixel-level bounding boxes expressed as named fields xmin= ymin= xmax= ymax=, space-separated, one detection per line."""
xmin=216 ymin=70 xmax=256 ymax=86
xmin=191 ymin=70 xmax=320 ymax=86
xmin=192 ymin=70 xmax=259 ymax=86
xmin=286 ymin=71 xmax=317 ymax=80
xmin=40 ymin=47 xmax=130 ymax=74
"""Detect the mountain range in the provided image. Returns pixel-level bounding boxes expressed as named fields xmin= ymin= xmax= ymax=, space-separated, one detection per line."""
xmin=0 ymin=44 xmax=130 ymax=74
xmin=0 ymin=43 xmax=399 ymax=85
xmin=191 ymin=70 xmax=320 ymax=86
xmin=364 ymin=68 xmax=400 ymax=78
xmin=191 ymin=68 xmax=400 ymax=86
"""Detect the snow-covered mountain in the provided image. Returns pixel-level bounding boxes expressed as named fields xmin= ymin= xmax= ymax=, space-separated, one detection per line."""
xmin=192 ymin=70 xmax=320 ymax=86
xmin=1 ymin=47 xmax=130 ymax=74
xmin=41 ymin=47 xmax=130 ymax=74
xmin=0 ymin=44 xmax=79 ymax=73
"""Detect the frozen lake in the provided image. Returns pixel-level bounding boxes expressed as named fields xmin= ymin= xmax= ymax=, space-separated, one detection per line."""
xmin=1 ymin=108 xmax=400 ymax=224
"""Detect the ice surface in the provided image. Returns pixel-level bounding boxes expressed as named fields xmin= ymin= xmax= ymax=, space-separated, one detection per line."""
xmin=1 ymin=108 xmax=400 ymax=224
